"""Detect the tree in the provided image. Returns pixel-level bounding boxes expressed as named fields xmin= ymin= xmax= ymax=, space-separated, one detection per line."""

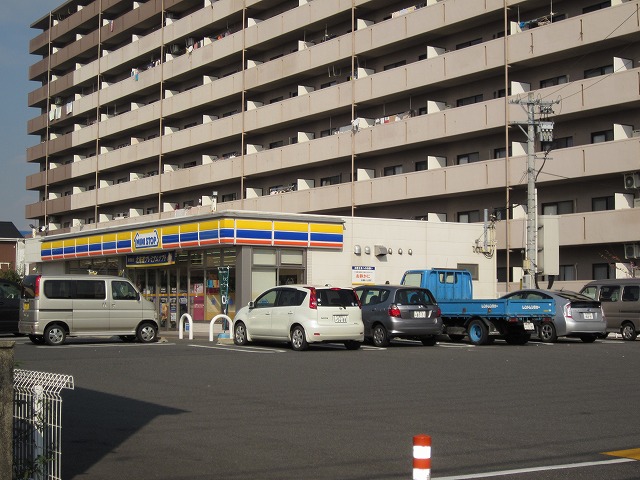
xmin=0 ymin=270 xmax=22 ymax=284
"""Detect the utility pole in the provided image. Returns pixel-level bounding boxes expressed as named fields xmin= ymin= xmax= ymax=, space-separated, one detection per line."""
xmin=511 ymin=93 xmax=558 ymax=289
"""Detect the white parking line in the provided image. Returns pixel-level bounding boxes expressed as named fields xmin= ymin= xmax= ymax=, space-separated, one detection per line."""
xmin=38 ymin=342 xmax=175 ymax=349
xmin=188 ymin=344 xmax=287 ymax=353
xmin=433 ymin=457 xmax=634 ymax=479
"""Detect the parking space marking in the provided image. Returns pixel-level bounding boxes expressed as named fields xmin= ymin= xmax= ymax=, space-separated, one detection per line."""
xmin=603 ymin=447 xmax=640 ymax=460
xmin=433 ymin=457 xmax=634 ymax=479
xmin=188 ymin=344 xmax=287 ymax=353
xmin=437 ymin=343 xmax=475 ymax=348
xmin=37 ymin=342 xmax=175 ymax=349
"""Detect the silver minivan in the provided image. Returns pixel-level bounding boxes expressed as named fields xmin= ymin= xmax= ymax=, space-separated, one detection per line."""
xmin=580 ymin=279 xmax=640 ymax=341
xmin=19 ymin=275 xmax=158 ymax=346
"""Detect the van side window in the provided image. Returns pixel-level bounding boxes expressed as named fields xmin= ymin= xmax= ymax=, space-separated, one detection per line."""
xmin=112 ymin=281 xmax=138 ymax=300
xmin=76 ymin=280 xmax=106 ymax=300
xmin=599 ymin=286 xmax=620 ymax=302
xmin=622 ymin=286 xmax=640 ymax=302
xmin=44 ymin=280 xmax=74 ymax=299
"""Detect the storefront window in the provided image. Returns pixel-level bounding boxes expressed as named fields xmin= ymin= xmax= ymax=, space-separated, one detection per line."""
xmin=253 ymin=249 xmax=276 ymax=265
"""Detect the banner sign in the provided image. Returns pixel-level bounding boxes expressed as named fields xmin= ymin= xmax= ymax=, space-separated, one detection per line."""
xmin=126 ymin=251 xmax=175 ymax=267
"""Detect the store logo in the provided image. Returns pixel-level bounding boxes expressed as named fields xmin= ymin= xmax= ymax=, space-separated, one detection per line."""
xmin=134 ymin=230 xmax=160 ymax=249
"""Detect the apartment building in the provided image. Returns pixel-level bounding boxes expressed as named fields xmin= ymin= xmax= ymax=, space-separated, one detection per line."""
xmin=26 ymin=0 xmax=640 ymax=292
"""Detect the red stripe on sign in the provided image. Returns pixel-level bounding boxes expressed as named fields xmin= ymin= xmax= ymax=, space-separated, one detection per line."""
xmin=413 ymin=458 xmax=431 ymax=469
xmin=413 ymin=435 xmax=431 ymax=446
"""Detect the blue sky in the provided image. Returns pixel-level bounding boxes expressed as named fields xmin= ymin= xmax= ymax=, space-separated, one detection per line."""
xmin=0 ymin=1 xmax=66 ymax=232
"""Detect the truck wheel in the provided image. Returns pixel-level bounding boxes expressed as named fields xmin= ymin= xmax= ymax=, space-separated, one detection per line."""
xmin=538 ymin=322 xmax=557 ymax=343
xmin=467 ymin=319 xmax=489 ymax=345
xmin=621 ymin=322 xmax=637 ymax=341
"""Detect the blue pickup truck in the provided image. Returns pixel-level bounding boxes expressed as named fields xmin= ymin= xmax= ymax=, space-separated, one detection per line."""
xmin=401 ymin=269 xmax=555 ymax=345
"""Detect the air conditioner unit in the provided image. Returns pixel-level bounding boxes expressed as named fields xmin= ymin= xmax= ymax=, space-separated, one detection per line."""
xmin=624 ymin=243 xmax=640 ymax=260
xmin=624 ymin=172 xmax=640 ymax=189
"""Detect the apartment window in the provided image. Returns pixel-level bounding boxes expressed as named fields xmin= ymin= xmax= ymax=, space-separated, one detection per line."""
xmin=384 ymin=165 xmax=403 ymax=176
xmin=584 ymin=65 xmax=613 ymax=79
xmin=593 ymin=263 xmax=612 ymax=280
xmin=320 ymin=128 xmax=336 ymax=137
xmin=184 ymin=122 xmax=197 ymax=129
xmin=494 ymin=147 xmax=512 ymax=159
xmin=457 ymin=152 xmax=480 ymax=165
xmin=418 ymin=106 xmax=427 ymax=116
xmin=147 ymin=170 xmax=158 ymax=177
xmin=269 ymin=53 xmax=284 ymax=61
xmin=147 ymin=133 xmax=159 ymax=140
xmin=64 ymin=190 xmax=72 ymax=196
xmin=269 ymin=96 xmax=284 ymax=104
xmin=592 ymin=196 xmax=614 ymax=211
xmin=117 ymin=177 xmax=127 ymax=184
xmin=63 ymin=222 xmax=71 ymax=229
xmin=583 ymin=2 xmax=610 ymax=13
xmin=222 ymin=193 xmax=237 ymax=202
xmin=183 ymin=161 xmax=196 ymax=168
xmin=88 ymin=184 xmax=95 ymax=190
xmin=269 ymin=140 xmax=284 ymax=149
xmin=558 ymin=265 xmax=576 ymax=281
xmin=383 ymin=60 xmax=406 ymax=71
xmin=591 ymin=130 xmax=613 ymax=143
xmin=553 ymin=136 xmax=574 ymax=149
xmin=456 ymin=38 xmax=482 ymax=49
xmin=540 ymin=75 xmax=568 ymax=88
xmin=457 ymin=94 xmax=483 ymax=107
xmin=183 ymin=200 xmax=194 ymax=208
xmin=269 ymin=185 xmax=283 ymax=194
xmin=87 ymin=217 xmax=95 ymax=224
xmin=457 ymin=210 xmax=480 ymax=223
xmin=222 ymin=110 xmax=237 ymax=118
xmin=415 ymin=161 xmax=427 ymax=171
xmin=494 ymin=88 xmax=510 ymax=99
xmin=320 ymin=81 xmax=337 ymax=89
xmin=321 ymin=174 xmax=341 ymax=186
xmin=418 ymin=54 xmax=427 ymax=61
xmin=289 ymin=137 xmax=298 ymax=145
xmin=223 ymin=151 xmax=238 ymax=159
xmin=542 ymin=200 xmax=573 ymax=215
xmin=146 ymin=207 xmax=158 ymax=215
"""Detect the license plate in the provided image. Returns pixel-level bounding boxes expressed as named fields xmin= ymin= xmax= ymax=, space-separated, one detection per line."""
xmin=23 ymin=302 xmax=29 ymax=311
xmin=523 ymin=321 xmax=534 ymax=331
xmin=583 ymin=312 xmax=593 ymax=320
xmin=413 ymin=311 xmax=427 ymax=318
xmin=334 ymin=315 xmax=347 ymax=323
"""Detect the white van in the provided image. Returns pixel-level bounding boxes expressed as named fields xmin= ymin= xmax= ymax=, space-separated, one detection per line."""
xmin=580 ymin=279 xmax=640 ymax=341
xmin=19 ymin=275 xmax=158 ymax=346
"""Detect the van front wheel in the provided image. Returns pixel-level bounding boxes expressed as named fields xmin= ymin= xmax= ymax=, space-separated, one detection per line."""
xmin=44 ymin=324 xmax=66 ymax=346
xmin=137 ymin=322 xmax=158 ymax=343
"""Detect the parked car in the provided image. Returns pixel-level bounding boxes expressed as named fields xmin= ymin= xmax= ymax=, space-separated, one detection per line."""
xmin=354 ymin=285 xmax=443 ymax=347
xmin=500 ymin=289 xmax=605 ymax=343
xmin=580 ymin=279 xmax=640 ymax=341
xmin=233 ymin=285 xmax=364 ymax=351
xmin=0 ymin=279 xmax=21 ymax=335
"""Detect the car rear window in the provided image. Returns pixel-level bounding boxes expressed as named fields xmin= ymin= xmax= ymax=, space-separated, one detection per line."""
xmin=317 ymin=288 xmax=359 ymax=307
xmin=395 ymin=289 xmax=435 ymax=305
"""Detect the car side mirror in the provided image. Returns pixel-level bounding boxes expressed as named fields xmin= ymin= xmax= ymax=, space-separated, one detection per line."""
xmin=249 ymin=301 xmax=255 ymax=308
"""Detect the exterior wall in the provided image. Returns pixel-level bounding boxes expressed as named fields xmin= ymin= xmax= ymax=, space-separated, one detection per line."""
xmin=26 ymin=0 xmax=640 ymax=287
xmin=309 ymin=217 xmax=496 ymax=298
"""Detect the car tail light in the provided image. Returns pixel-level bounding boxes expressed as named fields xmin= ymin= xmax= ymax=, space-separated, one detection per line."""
xmin=564 ymin=303 xmax=573 ymax=319
xmin=34 ymin=275 xmax=41 ymax=298
xmin=388 ymin=304 xmax=401 ymax=317
xmin=434 ymin=307 xmax=442 ymax=317
xmin=308 ymin=287 xmax=317 ymax=310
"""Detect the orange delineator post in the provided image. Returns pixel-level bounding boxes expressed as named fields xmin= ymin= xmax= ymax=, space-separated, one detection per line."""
xmin=413 ymin=434 xmax=431 ymax=480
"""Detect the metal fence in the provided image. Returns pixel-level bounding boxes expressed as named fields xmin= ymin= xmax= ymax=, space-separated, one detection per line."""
xmin=13 ymin=369 xmax=74 ymax=480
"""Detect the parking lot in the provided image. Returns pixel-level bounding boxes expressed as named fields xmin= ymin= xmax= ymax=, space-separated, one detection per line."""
xmin=9 ymin=333 xmax=640 ymax=479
